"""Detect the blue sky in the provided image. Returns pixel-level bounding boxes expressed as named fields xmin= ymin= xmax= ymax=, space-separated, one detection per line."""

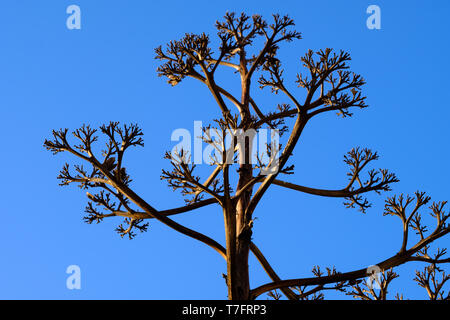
xmin=0 ymin=0 xmax=449 ymax=299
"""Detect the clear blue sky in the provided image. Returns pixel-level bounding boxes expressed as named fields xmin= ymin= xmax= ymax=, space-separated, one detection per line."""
xmin=0 ymin=0 xmax=449 ymax=299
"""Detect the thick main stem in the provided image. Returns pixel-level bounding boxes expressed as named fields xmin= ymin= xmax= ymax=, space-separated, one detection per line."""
xmin=223 ymin=199 xmax=238 ymax=299
xmin=233 ymin=162 xmax=253 ymax=299
xmin=224 ymin=166 xmax=253 ymax=300
xmin=224 ymin=51 xmax=254 ymax=300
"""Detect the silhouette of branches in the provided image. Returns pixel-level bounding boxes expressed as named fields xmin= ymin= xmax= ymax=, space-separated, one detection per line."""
xmin=252 ymin=192 xmax=450 ymax=299
xmin=44 ymin=11 xmax=449 ymax=300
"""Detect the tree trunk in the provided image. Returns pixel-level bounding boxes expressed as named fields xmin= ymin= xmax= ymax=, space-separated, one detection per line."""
xmin=224 ymin=162 xmax=253 ymax=300
xmin=224 ymin=52 xmax=254 ymax=300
